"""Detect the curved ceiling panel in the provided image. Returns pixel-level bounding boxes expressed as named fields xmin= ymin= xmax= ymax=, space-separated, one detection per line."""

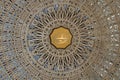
xmin=0 ymin=0 xmax=120 ymax=80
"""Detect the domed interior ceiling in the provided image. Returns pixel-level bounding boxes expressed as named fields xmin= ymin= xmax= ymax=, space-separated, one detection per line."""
xmin=0 ymin=0 xmax=120 ymax=80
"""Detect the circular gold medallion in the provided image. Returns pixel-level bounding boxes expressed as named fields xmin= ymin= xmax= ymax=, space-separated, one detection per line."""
xmin=50 ymin=27 xmax=72 ymax=49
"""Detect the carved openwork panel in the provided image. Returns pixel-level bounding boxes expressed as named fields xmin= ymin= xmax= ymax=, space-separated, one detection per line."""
xmin=0 ymin=0 xmax=120 ymax=80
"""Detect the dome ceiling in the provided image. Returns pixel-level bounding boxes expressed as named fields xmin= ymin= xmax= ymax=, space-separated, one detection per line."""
xmin=0 ymin=0 xmax=120 ymax=80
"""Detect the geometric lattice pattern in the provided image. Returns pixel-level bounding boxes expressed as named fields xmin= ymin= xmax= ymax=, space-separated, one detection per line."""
xmin=0 ymin=0 xmax=120 ymax=80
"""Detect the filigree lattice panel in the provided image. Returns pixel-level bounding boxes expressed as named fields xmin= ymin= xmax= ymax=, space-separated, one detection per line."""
xmin=0 ymin=0 xmax=120 ymax=80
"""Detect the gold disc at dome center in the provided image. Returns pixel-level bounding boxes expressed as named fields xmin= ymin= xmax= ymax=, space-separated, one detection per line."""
xmin=50 ymin=27 xmax=72 ymax=49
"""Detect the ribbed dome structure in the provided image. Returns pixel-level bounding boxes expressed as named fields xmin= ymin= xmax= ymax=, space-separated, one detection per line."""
xmin=0 ymin=0 xmax=120 ymax=80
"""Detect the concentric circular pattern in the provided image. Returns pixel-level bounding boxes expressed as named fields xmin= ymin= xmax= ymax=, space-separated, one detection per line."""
xmin=0 ymin=0 xmax=120 ymax=80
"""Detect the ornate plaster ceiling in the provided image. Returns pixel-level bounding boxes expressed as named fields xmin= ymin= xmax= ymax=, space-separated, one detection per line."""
xmin=0 ymin=0 xmax=120 ymax=80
